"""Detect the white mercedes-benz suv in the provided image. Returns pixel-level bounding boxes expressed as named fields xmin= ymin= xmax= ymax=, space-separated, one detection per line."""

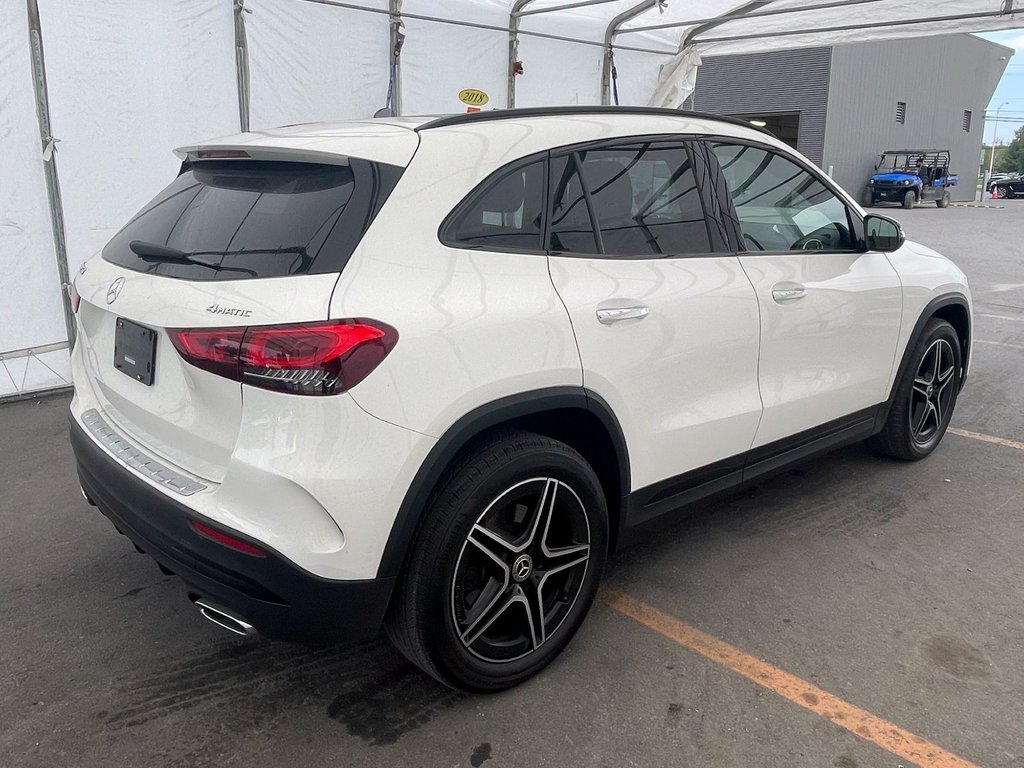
xmin=69 ymin=107 xmax=971 ymax=691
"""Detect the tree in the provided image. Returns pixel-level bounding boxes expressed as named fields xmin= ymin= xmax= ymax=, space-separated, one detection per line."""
xmin=996 ymin=125 xmax=1024 ymax=174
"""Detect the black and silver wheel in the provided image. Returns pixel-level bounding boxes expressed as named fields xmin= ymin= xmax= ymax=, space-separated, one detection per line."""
xmin=386 ymin=430 xmax=608 ymax=691
xmin=868 ymin=318 xmax=962 ymax=460
xmin=902 ymin=189 xmax=917 ymax=209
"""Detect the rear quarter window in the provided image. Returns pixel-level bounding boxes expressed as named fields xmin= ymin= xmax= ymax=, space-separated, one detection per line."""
xmin=440 ymin=159 xmax=546 ymax=252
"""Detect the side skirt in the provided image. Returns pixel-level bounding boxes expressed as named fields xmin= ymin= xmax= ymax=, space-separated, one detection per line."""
xmin=620 ymin=406 xmax=883 ymax=540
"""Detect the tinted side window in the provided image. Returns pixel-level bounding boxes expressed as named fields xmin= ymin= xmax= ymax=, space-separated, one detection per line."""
xmin=710 ymin=143 xmax=855 ymax=252
xmin=548 ymin=154 xmax=599 ymax=254
xmin=446 ymin=160 xmax=545 ymax=250
xmin=549 ymin=143 xmax=711 ymax=257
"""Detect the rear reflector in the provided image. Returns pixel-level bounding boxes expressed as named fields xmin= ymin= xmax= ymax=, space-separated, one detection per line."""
xmin=169 ymin=319 xmax=397 ymax=396
xmin=190 ymin=520 xmax=266 ymax=557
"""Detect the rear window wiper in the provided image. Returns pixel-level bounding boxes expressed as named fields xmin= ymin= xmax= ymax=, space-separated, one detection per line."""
xmin=128 ymin=240 xmax=256 ymax=277
xmin=131 ymin=240 xmax=212 ymax=266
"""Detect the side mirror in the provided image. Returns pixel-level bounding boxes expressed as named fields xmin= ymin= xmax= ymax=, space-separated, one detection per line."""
xmin=864 ymin=214 xmax=905 ymax=252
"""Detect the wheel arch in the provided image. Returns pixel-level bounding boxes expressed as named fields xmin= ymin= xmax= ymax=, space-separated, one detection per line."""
xmin=879 ymin=293 xmax=971 ymax=428
xmin=376 ymin=387 xmax=630 ymax=581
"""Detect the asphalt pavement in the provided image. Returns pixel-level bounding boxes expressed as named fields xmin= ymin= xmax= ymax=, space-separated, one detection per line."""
xmin=2 ymin=201 xmax=1022 ymax=768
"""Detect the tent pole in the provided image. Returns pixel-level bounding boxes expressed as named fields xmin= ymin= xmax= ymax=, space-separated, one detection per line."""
xmin=600 ymin=0 xmax=657 ymax=106
xmin=388 ymin=0 xmax=403 ymax=115
xmin=25 ymin=0 xmax=75 ymax=348
xmin=298 ymin=0 xmax=675 ymax=57
xmin=680 ymin=0 xmax=771 ymax=48
xmin=695 ymin=5 xmax=1024 ymax=45
xmin=519 ymin=0 xmax=623 ymax=16
xmin=233 ymin=0 xmax=251 ymax=132
xmin=507 ymin=0 xmax=535 ymax=108
xmin=620 ymin=0 xmax=884 ymax=36
xmin=509 ymin=0 xmax=618 ymax=108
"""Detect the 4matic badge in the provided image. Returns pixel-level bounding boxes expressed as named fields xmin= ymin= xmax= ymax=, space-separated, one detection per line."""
xmin=206 ymin=303 xmax=252 ymax=318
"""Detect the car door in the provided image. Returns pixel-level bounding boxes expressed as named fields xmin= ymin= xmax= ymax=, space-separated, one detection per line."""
xmin=705 ymin=139 xmax=903 ymax=449
xmin=546 ymin=136 xmax=763 ymax=510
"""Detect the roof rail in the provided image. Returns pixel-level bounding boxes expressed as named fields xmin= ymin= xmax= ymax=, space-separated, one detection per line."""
xmin=415 ymin=106 xmax=767 ymax=133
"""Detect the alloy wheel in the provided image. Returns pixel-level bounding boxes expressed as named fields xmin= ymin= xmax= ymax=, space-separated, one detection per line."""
xmin=908 ymin=338 xmax=956 ymax=446
xmin=450 ymin=477 xmax=591 ymax=664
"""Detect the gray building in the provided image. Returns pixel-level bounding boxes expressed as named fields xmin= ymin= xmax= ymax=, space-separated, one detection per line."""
xmin=686 ymin=34 xmax=1012 ymax=202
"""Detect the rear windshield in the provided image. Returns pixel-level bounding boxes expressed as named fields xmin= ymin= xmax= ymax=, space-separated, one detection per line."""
xmin=103 ymin=159 xmax=403 ymax=280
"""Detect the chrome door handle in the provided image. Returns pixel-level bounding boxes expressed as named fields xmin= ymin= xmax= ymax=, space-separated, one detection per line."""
xmin=596 ymin=305 xmax=649 ymax=324
xmin=772 ymin=287 xmax=806 ymax=302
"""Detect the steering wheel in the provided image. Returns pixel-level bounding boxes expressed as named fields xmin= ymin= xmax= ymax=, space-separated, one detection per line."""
xmin=791 ymin=222 xmax=850 ymax=251
xmin=743 ymin=233 xmax=765 ymax=251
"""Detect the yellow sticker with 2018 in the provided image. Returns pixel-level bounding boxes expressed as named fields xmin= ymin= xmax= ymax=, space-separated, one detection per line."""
xmin=458 ymin=88 xmax=489 ymax=106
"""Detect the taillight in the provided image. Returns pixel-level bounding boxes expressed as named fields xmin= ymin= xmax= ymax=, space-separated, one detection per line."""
xmin=68 ymin=281 xmax=81 ymax=314
xmin=169 ymin=319 xmax=397 ymax=396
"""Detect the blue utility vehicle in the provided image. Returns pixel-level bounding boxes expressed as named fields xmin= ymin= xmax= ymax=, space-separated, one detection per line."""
xmin=866 ymin=150 xmax=956 ymax=209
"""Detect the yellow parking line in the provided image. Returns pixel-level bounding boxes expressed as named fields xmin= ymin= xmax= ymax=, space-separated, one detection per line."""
xmin=974 ymin=338 xmax=1024 ymax=351
xmin=603 ymin=588 xmax=979 ymax=768
xmin=947 ymin=427 xmax=1024 ymax=452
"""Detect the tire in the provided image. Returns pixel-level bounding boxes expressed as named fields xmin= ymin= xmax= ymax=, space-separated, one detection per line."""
xmin=386 ymin=430 xmax=608 ymax=692
xmin=996 ymin=185 xmax=1009 ymax=199
xmin=902 ymin=189 xmax=917 ymax=209
xmin=936 ymin=191 xmax=951 ymax=208
xmin=868 ymin=318 xmax=961 ymax=461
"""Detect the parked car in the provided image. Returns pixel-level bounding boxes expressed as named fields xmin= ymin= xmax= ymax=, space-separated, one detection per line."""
xmin=988 ymin=174 xmax=1024 ymax=198
xmin=69 ymin=106 xmax=972 ymax=691
xmin=865 ymin=149 xmax=958 ymax=209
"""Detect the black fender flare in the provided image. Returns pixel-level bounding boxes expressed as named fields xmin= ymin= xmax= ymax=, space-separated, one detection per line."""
xmin=375 ymin=386 xmax=630 ymax=580
xmin=876 ymin=292 xmax=971 ymax=430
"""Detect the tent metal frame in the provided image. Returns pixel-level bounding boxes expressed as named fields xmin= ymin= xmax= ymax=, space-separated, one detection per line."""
xmin=25 ymin=0 xmax=75 ymax=348
xmin=234 ymin=0 xmax=251 ymax=131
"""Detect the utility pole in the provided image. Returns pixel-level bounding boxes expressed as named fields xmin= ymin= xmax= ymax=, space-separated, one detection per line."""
xmin=986 ymin=101 xmax=1009 ymax=199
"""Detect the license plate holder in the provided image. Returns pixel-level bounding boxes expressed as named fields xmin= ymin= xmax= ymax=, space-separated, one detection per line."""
xmin=114 ymin=318 xmax=157 ymax=386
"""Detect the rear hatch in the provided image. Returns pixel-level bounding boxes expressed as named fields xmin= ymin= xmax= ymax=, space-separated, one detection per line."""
xmin=73 ymin=131 xmax=412 ymax=482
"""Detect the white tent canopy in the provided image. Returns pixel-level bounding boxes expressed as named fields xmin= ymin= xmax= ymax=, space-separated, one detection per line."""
xmin=1 ymin=0 xmax=1020 ymax=397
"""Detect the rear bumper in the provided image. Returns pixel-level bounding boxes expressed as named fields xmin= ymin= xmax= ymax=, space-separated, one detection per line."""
xmin=70 ymin=416 xmax=394 ymax=643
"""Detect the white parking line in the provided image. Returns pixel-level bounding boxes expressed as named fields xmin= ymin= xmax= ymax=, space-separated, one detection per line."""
xmin=974 ymin=339 xmax=1024 ymax=351
xmin=978 ymin=313 xmax=1024 ymax=323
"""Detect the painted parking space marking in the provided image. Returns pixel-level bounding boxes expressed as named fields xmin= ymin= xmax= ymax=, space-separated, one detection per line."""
xmin=603 ymin=588 xmax=979 ymax=768
xmin=974 ymin=338 xmax=1024 ymax=351
xmin=947 ymin=427 xmax=1024 ymax=452
xmin=978 ymin=313 xmax=1024 ymax=323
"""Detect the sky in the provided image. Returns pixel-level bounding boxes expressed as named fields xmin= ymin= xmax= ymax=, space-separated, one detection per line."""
xmin=980 ymin=30 xmax=1024 ymax=146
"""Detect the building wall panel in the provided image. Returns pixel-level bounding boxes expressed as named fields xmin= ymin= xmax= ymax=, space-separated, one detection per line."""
xmin=825 ymin=35 xmax=1009 ymax=203
xmin=689 ymin=47 xmax=832 ymax=165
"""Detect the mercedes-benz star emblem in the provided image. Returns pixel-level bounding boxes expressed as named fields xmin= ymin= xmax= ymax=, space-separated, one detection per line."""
xmin=106 ymin=277 xmax=125 ymax=305
xmin=512 ymin=554 xmax=533 ymax=583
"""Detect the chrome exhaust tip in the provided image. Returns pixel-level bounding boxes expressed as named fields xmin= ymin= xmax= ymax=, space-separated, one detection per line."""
xmin=194 ymin=599 xmax=257 ymax=639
